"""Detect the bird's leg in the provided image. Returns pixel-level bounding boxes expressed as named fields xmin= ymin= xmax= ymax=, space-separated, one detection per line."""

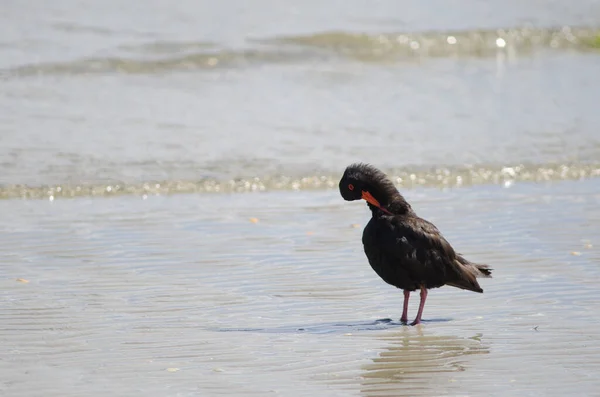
xmin=410 ymin=286 xmax=428 ymax=326
xmin=401 ymin=290 xmax=410 ymax=323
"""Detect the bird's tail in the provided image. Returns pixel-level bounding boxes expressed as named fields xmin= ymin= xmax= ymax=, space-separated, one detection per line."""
xmin=473 ymin=262 xmax=492 ymax=277
xmin=447 ymin=256 xmax=493 ymax=293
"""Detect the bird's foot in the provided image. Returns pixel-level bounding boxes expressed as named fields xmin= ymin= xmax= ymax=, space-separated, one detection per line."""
xmin=409 ymin=319 xmax=421 ymax=326
xmin=400 ymin=316 xmax=408 ymax=324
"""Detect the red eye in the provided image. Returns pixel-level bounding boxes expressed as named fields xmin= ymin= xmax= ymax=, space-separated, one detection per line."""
xmin=348 ymin=184 xmax=354 ymax=191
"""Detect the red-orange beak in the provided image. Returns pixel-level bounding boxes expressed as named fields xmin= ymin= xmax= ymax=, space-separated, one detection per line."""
xmin=361 ymin=191 xmax=392 ymax=215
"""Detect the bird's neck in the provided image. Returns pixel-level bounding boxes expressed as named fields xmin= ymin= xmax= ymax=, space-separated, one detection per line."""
xmin=369 ymin=194 xmax=413 ymax=217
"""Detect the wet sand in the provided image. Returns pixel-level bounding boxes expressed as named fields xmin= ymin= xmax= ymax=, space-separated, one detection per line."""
xmin=1 ymin=179 xmax=599 ymax=396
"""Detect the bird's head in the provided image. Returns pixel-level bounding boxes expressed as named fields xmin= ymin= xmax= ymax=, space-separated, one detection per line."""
xmin=339 ymin=163 xmax=399 ymax=215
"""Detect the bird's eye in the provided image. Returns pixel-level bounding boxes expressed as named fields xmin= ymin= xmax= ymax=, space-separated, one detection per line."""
xmin=348 ymin=183 xmax=354 ymax=191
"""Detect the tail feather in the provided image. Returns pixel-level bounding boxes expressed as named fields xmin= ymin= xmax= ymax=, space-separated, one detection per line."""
xmin=448 ymin=257 xmax=493 ymax=293
xmin=474 ymin=263 xmax=493 ymax=278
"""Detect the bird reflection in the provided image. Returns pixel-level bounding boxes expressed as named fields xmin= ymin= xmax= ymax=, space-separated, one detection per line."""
xmin=361 ymin=328 xmax=489 ymax=396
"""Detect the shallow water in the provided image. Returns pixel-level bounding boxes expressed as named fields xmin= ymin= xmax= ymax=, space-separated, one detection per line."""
xmin=2 ymin=0 xmax=600 ymax=396
xmin=1 ymin=180 xmax=599 ymax=396
xmin=2 ymin=1 xmax=600 ymax=195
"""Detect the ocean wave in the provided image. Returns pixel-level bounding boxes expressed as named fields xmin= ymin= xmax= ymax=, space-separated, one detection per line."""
xmin=2 ymin=162 xmax=599 ymax=200
xmin=3 ymin=25 xmax=599 ymax=77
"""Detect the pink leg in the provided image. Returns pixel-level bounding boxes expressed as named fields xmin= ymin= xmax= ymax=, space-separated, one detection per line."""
xmin=401 ymin=290 xmax=410 ymax=323
xmin=410 ymin=286 xmax=428 ymax=326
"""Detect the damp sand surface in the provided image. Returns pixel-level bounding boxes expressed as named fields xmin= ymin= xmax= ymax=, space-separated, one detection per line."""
xmin=1 ymin=179 xmax=600 ymax=396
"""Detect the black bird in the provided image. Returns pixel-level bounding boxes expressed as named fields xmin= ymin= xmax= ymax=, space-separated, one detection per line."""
xmin=339 ymin=163 xmax=492 ymax=325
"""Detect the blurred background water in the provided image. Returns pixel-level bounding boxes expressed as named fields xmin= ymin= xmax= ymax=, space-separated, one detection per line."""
xmin=1 ymin=1 xmax=600 ymax=396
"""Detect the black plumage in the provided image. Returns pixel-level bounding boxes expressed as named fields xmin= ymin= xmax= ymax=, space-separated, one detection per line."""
xmin=339 ymin=163 xmax=492 ymax=325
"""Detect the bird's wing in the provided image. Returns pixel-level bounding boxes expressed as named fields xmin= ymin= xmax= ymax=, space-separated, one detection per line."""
xmin=376 ymin=215 xmax=459 ymax=284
